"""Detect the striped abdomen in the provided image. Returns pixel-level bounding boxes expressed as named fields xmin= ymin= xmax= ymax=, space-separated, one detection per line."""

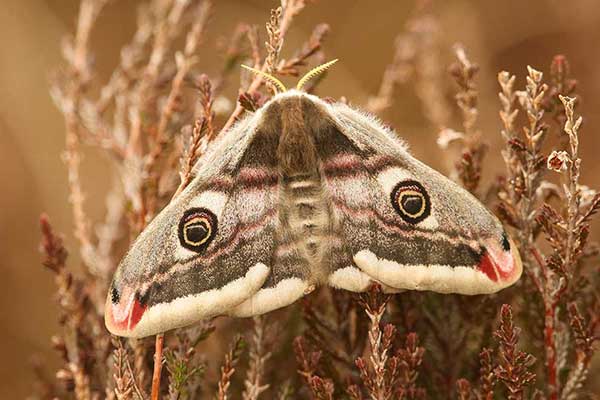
xmin=281 ymin=171 xmax=331 ymax=280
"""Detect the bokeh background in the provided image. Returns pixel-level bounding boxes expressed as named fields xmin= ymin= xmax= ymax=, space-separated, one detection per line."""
xmin=2 ymin=0 xmax=600 ymax=397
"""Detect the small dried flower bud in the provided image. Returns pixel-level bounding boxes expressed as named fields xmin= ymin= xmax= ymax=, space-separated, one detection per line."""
xmin=547 ymin=150 xmax=571 ymax=172
xmin=498 ymin=71 xmax=515 ymax=91
xmin=437 ymin=128 xmax=465 ymax=149
xmin=526 ymin=65 xmax=543 ymax=83
xmin=238 ymin=92 xmax=261 ymax=112
xmin=56 ymin=368 xmax=72 ymax=380
xmin=515 ymin=90 xmax=528 ymax=108
xmin=56 ymin=368 xmax=75 ymax=391
xmin=508 ymin=138 xmax=527 ymax=153
xmin=579 ymin=185 xmax=598 ymax=206
xmin=175 ymin=51 xmax=185 ymax=69
xmin=212 ymin=95 xmax=233 ymax=116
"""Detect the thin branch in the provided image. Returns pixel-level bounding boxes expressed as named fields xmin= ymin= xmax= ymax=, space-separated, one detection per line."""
xmin=151 ymin=333 xmax=165 ymax=400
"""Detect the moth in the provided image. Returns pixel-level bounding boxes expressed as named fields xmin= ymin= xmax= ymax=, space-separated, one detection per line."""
xmin=105 ymin=61 xmax=522 ymax=338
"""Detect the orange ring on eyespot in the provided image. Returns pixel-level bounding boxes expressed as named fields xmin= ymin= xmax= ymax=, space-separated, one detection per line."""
xmin=390 ymin=180 xmax=431 ymax=224
xmin=178 ymin=208 xmax=218 ymax=252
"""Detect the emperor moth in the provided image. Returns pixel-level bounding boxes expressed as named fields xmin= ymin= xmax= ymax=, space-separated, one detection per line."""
xmin=105 ymin=62 xmax=522 ymax=338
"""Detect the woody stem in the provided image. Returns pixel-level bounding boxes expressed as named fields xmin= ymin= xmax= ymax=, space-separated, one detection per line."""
xmin=151 ymin=333 xmax=165 ymax=400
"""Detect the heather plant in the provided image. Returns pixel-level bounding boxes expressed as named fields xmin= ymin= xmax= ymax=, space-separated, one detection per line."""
xmin=36 ymin=1 xmax=598 ymax=399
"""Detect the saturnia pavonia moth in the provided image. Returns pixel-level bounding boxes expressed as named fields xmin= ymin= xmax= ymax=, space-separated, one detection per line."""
xmin=105 ymin=62 xmax=522 ymax=338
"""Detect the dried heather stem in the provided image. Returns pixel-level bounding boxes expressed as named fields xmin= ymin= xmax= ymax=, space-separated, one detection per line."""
xmin=451 ymin=44 xmax=479 ymax=136
xmin=220 ymin=1 xmax=307 ymax=133
xmin=539 ymin=95 xmax=587 ymax=400
xmin=456 ymin=379 xmax=473 ymax=400
xmin=561 ymin=302 xmax=597 ymax=399
xmin=112 ymin=339 xmax=134 ymax=400
xmin=40 ymin=214 xmax=95 ymax=399
xmin=355 ymin=285 xmax=397 ymax=400
xmin=165 ymin=328 xmax=207 ymax=400
xmin=494 ymin=305 xmax=536 ymax=400
xmin=151 ymin=1 xmax=212 ymax=169
xmin=558 ymin=95 xmax=582 ymax=280
xmin=413 ymin=15 xmax=452 ymax=131
xmin=217 ymin=335 xmax=245 ymax=400
xmin=534 ymin=93 xmax=588 ymax=400
xmin=366 ymin=33 xmax=415 ymax=114
xmin=53 ymin=0 xmax=109 ymax=276
xmin=478 ymin=348 xmax=496 ymax=399
xmin=498 ymin=71 xmax=520 ymax=207
xmin=519 ymin=65 xmax=548 ymax=246
xmin=277 ymin=23 xmax=330 ymax=77
xmin=448 ymin=44 xmax=485 ymax=194
xmin=127 ymin=0 xmax=190 ymax=158
xmin=265 ymin=6 xmax=282 ymax=75
xmin=242 ymin=316 xmax=271 ymax=400
xmin=151 ymin=333 xmax=165 ymax=400
xmin=396 ymin=332 xmax=425 ymax=399
xmin=177 ymin=117 xmax=208 ymax=195
xmin=197 ymin=74 xmax=216 ymax=141
xmin=293 ymin=336 xmax=336 ymax=398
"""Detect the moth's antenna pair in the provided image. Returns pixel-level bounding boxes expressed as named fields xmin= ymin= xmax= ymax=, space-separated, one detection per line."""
xmin=241 ymin=59 xmax=338 ymax=94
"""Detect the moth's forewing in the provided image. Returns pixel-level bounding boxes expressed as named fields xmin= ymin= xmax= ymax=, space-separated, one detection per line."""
xmin=105 ymin=116 xmax=275 ymax=338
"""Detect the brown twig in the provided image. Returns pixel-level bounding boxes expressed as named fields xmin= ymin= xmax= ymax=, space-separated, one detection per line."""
xmin=448 ymin=44 xmax=485 ymax=194
xmin=217 ymin=335 xmax=245 ymax=400
xmin=177 ymin=117 xmax=208 ymax=195
xmin=40 ymin=214 xmax=95 ymax=399
xmin=112 ymin=338 xmax=134 ymax=399
xmin=396 ymin=332 xmax=426 ymax=400
xmin=242 ymin=316 xmax=272 ymax=400
xmin=220 ymin=0 xmax=307 ymax=134
xmin=354 ymin=285 xmax=398 ymax=400
xmin=277 ymin=23 xmax=330 ymax=77
xmin=366 ymin=26 xmax=416 ymax=114
xmin=493 ymin=305 xmax=536 ymax=400
xmin=151 ymin=333 xmax=165 ymax=400
xmin=51 ymin=0 xmax=109 ymax=276
xmin=293 ymin=336 xmax=335 ymax=400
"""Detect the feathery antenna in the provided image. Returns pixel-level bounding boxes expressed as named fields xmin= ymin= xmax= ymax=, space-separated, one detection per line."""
xmin=296 ymin=59 xmax=338 ymax=90
xmin=241 ymin=64 xmax=287 ymax=93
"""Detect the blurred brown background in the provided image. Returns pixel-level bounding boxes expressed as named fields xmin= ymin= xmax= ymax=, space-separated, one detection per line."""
xmin=2 ymin=0 xmax=600 ymax=397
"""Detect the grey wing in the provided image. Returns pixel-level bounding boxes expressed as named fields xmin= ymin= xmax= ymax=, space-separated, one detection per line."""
xmin=227 ymin=125 xmax=314 ymax=317
xmin=316 ymin=103 xmax=522 ymax=295
xmin=106 ymin=115 xmax=310 ymax=337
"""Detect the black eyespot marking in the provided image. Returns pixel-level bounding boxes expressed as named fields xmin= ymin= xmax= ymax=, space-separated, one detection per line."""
xmin=178 ymin=208 xmax=218 ymax=253
xmin=111 ymin=286 xmax=120 ymax=304
xmin=391 ymin=180 xmax=431 ymax=224
xmin=501 ymin=232 xmax=511 ymax=251
xmin=401 ymin=194 xmax=423 ymax=215
xmin=187 ymin=222 xmax=209 ymax=243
